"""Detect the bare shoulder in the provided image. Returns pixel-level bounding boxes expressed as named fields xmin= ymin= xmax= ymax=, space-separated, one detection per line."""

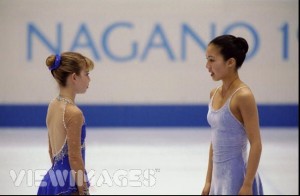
xmin=65 ymin=104 xmax=84 ymax=121
xmin=234 ymin=86 xmax=256 ymax=104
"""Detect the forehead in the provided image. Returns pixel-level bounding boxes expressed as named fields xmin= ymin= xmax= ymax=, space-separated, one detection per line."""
xmin=206 ymin=44 xmax=221 ymax=56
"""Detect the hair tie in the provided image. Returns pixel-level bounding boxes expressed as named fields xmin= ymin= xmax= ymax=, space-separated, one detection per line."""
xmin=49 ymin=54 xmax=61 ymax=71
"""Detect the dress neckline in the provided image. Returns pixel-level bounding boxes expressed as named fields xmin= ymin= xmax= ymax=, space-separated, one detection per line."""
xmin=210 ymin=86 xmax=248 ymax=112
xmin=56 ymin=95 xmax=74 ymax=105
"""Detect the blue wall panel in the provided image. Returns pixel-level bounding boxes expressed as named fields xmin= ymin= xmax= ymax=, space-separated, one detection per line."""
xmin=0 ymin=104 xmax=298 ymax=127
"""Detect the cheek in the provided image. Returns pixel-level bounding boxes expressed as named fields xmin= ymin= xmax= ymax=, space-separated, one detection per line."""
xmin=214 ymin=65 xmax=221 ymax=72
xmin=213 ymin=63 xmax=224 ymax=72
xmin=82 ymin=76 xmax=88 ymax=82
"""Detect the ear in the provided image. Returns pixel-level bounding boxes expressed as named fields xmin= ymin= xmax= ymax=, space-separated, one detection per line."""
xmin=227 ymin=58 xmax=236 ymax=68
xmin=71 ymin=73 xmax=77 ymax=82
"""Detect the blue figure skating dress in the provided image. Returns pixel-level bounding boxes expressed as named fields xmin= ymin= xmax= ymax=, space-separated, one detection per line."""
xmin=37 ymin=97 xmax=89 ymax=195
xmin=207 ymin=87 xmax=263 ymax=195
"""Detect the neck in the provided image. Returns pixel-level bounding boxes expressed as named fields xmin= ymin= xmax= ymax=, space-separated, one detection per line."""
xmin=59 ymin=88 xmax=76 ymax=103
xmin=221 ymin=76 xmax=239 ymax=97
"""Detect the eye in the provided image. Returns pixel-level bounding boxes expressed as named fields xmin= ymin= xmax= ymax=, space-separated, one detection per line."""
xmin=206 ymin=57 xmax=215 ymax=62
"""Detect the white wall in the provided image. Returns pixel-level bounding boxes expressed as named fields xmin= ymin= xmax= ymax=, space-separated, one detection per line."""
xmin=0 ymin=0 xmax=298 ymax=104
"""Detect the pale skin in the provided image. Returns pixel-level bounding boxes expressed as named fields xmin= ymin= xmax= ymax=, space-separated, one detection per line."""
xmin=202 ymin=44 xmax=262 ymax=195
xmin=59 ymin=69 xmax=91 ymax=102
xmin=48 ymin=69 xmax=91 ymax=195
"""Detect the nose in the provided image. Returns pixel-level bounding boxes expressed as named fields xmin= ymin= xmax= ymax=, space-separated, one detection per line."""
xmin=205 ymin=61 xmax=210 ymax=70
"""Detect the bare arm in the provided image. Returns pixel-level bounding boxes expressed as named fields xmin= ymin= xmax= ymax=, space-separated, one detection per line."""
xmin=202 ymin=142 xmax=213 ymax=195
xmin=65 ymin=106 xmax=88 ymax=195
xmin=202 ymin=89 xmax=216 ymax=195
xmin=237 ymin=90 xmax=262 ymax=194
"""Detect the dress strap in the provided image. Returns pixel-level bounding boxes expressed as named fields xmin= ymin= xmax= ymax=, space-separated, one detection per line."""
xmin=211 ymin=86 xmax=221 ymax=100
xmin=229 ymin=86 xmax=249 ymax=99
xmin=62 ymin=102 xmax=68 ymax=130
xmin=56 ymin=96 xmax=74 ymax=130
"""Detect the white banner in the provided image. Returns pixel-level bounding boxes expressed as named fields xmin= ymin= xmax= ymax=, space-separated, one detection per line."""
xmin=0 ymin=0 xmax=298 ymax=104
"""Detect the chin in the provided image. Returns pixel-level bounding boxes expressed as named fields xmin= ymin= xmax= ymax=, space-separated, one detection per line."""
xmin=212 ymin=75 xmax=221 ymax=82
xmin=78 ymin=90 xmax=87 ymax=94
xmin=211 ymin=75 xmax=217 ymax=81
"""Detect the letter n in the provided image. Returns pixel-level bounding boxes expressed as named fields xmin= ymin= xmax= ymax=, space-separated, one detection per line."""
xmin=27 ymin=23 xmax=62 ymax=60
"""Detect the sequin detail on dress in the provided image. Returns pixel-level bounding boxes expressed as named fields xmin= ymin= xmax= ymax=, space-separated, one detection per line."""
xmin=52 ymin=140 xmax=86 ymax=167
xmin=37 ymin=97 xmax=89 ymax=195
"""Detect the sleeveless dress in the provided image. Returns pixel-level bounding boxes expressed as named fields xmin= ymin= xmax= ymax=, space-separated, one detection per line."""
xmin=37 ymin=99 xmax=89 ymax=195
xmin=207 ymin=86 xmax=263 ymax=195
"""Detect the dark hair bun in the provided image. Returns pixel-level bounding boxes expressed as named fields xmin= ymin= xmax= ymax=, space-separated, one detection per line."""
xmin=236 ymin=37 xmax=249 ymax=54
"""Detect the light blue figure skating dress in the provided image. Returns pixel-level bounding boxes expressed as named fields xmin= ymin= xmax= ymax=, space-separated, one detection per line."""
xmin=207 ymin=87 xmax=263 ymax=195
